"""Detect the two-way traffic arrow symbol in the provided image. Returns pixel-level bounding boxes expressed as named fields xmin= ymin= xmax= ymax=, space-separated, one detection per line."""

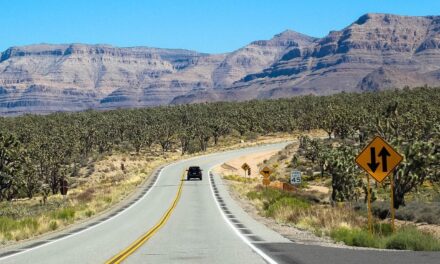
xmin=367 ymin=147 xmax=379 ymax=172
xmin=367 ymin=147 xmax=391 ymax=172
xmin=378 ymin=147 xmax=391 ymax=172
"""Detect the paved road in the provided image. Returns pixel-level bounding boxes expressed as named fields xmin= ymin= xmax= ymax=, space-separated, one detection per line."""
xmin=1 ymin=142 xmax=439 ymax=264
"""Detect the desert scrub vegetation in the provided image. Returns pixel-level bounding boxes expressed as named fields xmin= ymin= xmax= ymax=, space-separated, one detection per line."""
xmin=243 ymin=185 xmax=440 ymax=250
xmin=245 ymin=187 xmax=362 ymax=233
xmin=228 ymin=131 xmax=440 ymax=250
xmin=215 ymin=88 xmax=439 ymax=250
xmin=252 ymin=189 xmax=311 ymax=222
xmin=237 ymin=138 xmax=438 ymax=250
xmin=372 ymin=201 xmax=440 ymax=225
xmin=0 ymin=132 xmax=292 ymax=244
xmin=0 ymin=150 xmax=178 ymax=244
xmin=1 ymin=87 xmax=438 ymax=203
xmin=331 ymin=225 xmax=440 ymax=251
xmin=223 ymin=174 xmax=258 ymax=183
xmin=0 ymin=87 xmax=439 ymax=244
xmin=246 ymin=137 xmax=440 ymax=250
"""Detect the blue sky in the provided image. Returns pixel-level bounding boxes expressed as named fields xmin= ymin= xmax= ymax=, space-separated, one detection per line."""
xmin=1 ymin=0 xmax=439 ymax=53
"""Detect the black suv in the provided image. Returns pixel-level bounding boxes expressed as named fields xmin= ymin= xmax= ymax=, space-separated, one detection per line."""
xmin=187 ymin=166 xmax=202 ymax=180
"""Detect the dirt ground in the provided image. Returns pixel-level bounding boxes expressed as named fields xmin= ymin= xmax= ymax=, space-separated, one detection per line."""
xmin=216 ymin=142 xmax=440 ymax=244
xmin=213 ymin=141 xmax=329 ymax=194
xmin=214 ymin=147 xmax=349 ymax=247
xmin=214 ymin=149 xmax=279 ymax=178
xmin=306 ymin=185 xmax=330 ymax=194
xmin=397 ymin=220 xmax=440 ymax=239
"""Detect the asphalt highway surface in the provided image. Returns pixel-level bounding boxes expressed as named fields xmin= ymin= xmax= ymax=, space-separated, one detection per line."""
xmin=1 ymin=142 xmax=439 ymax=264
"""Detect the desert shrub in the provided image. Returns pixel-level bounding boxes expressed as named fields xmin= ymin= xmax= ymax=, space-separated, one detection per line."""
xmin=246 ymin=191 xmax=261 ymax=200
xmin=244 ymin=131 xmax=259 ymax=141
xmin=330 ymin=227 xmax=379 ymax=248
xmin=266 ymin=196 xmax=310 ymax=218
xmin=331 ymin=225 xmax=440 ymax=251
xmin=102 ymin=196 xmax=113 ymax=204
xmin=416 ymin=212 xmax=438 ymax=225
xmin=223 ymin=175 xmax=256 ymax=183
xmin=406 ymin=202 xmax=440 ymax=225
xmin=246 ymin=188 xmax=311 ymax=222
xmin=371 ymin=202 xmax=390 ymax=219
xmin=76 ymin=188 xmax=95 ymax=203
xmin=49 ymin=221 xmax=58 ymax=230
xmin=278 ymin=153 xmax=288 ymax=161
xmin=397 ymin=210 xmax=416 ymax=221
xmin=372 ymin=223 xmax=393 ymax=236
xmin=0 ymin=217 xmax=39 ymax=233
xmin=0 ymin=217 xmax=16 ymax=233
xmin=52 ymin=208 xmax=75 ymax=221
xmin=385 ymin=227 xmax=440 ymax=251
xmin=85 ymin=210 xmax=94 ymax=217
xmin=246 ymin=188 xmax=285 ymax=204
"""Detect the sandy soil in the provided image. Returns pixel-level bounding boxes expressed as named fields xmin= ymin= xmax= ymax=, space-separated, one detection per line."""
xmin=214 ymin=147 xmax=349 ymax=248
xmin=306 ymin=185 xmax=330 ymax=194
xmin=217 ymin=144 xmax=440 ymax=246
xmin=227 ymin=183 xmax=349 ymax=248
xmin=396 ymin=220 xmax=440 ymax=239
xmin=214 ymin=149 xmax=279 ymax=178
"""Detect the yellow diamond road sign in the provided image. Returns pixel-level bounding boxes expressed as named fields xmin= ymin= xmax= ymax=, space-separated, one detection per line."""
xmin=241 ymin=163 xmax=250 ymax=171
xmin=356 ymin=136 xmax=403 ymax=183
xmin=260 ymin=166 xmax=272 ymax=178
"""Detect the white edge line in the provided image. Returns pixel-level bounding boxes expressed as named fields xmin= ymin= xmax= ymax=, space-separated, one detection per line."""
xmin=0 ymin=157 xmax=190 ymax=261
xmin=1 ymin=142 xmax=289 ymax=261
xmin=208 ymin=167 xmax=278 ymax=264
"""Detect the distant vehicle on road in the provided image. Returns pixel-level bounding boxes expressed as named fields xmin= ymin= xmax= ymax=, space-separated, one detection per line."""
xmin=187 ymin=166 xmax=203 ymax=180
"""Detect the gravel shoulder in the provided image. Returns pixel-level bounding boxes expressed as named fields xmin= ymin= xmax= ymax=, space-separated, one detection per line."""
xmin=214 ymin=149 xmax=351 ymax=249
xmin=215 ymin=147 xmax=414 ymax=251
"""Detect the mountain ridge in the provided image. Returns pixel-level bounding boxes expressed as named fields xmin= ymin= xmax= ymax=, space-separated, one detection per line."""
xmin=1 ymin=13 xmax=440 ymax=115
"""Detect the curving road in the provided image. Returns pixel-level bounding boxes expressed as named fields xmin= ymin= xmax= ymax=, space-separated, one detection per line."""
xmin=1 ymin=142 xmax=439 ymax=264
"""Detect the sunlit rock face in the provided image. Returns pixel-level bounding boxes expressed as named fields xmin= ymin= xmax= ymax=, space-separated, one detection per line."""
xmin=2 ymin=14 xmax=440 ymax=115
xmin=175 ymin=14 xmax=440 ymax=104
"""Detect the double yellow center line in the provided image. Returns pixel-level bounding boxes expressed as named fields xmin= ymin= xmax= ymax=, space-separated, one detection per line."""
xmin=105 ymin=172 xmax=185 ymax=264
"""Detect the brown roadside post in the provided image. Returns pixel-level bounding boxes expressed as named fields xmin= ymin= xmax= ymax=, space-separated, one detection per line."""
xmin=355 ymin=136 xmax=403 ymax=234
xmin=241 ymin=163 xmax=250 ymax=182
xmin=260 ymin=166 xmax=272 ymax=190
xmin=366 ymin=173 xmax=372 ymax=233
xmin=60 ymin=178 xmax=69 ymax=202
xmin=390 ymin=174 xmax=395 ymax=232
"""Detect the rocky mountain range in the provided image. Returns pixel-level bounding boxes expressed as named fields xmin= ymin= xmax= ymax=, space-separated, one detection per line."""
xmin=1 ymin=13 xmax=440 ymax=115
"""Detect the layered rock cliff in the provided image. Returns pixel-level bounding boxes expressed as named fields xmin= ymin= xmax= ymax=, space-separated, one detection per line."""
xmin=174 ymin=13 xmax=440 ymax=103
xmin=1 ymin=13 xmax=440 ymax=115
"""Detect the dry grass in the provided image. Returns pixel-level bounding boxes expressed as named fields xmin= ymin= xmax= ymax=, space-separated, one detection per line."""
xmin=221 ymin=134 xmax=440 ymax=250
xmin=0 ymin=151 xmax=175 ymax=245
xmin=295 ymin=204 xmax=366 ymax=235
xmin=0 ymin=131 xmax=302 ymax=245
xmin=239 ymin=182 xmax=365 ymax=234
xmin=223 ymin=174 xmax=258 ymax=183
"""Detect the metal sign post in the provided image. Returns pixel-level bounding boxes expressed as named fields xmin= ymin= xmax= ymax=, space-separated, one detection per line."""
xmin=60 ymin=178 xmax=69 ymax=203
xmin=366 ymin=174 xmax=372 ymax=234
xmin=241 ymin=163 xmax=250 ymax=182
xmin=355 ymin=136 xmax=403 ymax=234
xmin=260 ymin=166 xmax=272 ymax=189
xmin=390 ymin=175 xmax=395 ymax=232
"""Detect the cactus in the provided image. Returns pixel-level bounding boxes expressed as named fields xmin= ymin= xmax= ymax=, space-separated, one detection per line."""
xmin=326 ymin=145 xmax=363 ymax=202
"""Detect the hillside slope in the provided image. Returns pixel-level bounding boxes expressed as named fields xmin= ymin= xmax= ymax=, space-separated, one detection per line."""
xmin=175 ymin=13 xmax=440 ymax=103
xmin=1 ymin=13 xmax=440 ymax=115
